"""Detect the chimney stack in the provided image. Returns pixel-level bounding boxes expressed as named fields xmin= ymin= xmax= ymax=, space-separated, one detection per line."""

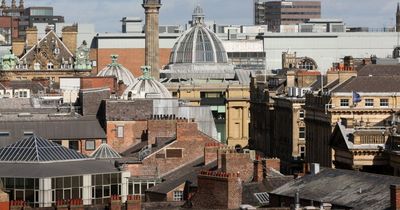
xmin=391 ymin=185 xmax=400 ymax=210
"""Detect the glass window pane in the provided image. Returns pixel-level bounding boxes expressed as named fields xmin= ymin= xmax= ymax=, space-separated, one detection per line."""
xmin=111 ymin=174 xmax=118 ymax=184
xmin=95 ymin=174 xmax=102 ymax=185
xmin=72 ymin=177 xmax=79 ymax=188
xmin=103 ymin=186 xmax=110 ymax=197
xmin=103 ymin=174 xmax=110 ymax=185
xmin=64 ymin=177 xmax=71 ymax=188
xmin=95 ymin=186 xmax=102 ymax=198
xmin=15 ymin=178 xmax=24 ymax=189
xmin=134 ymin=183 xmax=140 ymax=195
xmin=56 ymin=178 xmax=63 ymax=189
xmin=129 ymin=183 xmax=133 ymax=195
xmin=141 ymin=183 xmax=147 ymax=195
xmin=6 ymin=178 xmax=14 ymax=188
xmin=111 ymin=185 xmax=118 ymax=195
xmin=56 ymin=189 xmax=63 ymax=201
xmin=72 ymin=188 xmax=80 ymax=199
xmin=25 ymin=179 xmax=34 ymax=189
xmin=64 ymin=189 xmax=71 ymax=200
xmin=34 ymin=179 xmax=39 ymax=190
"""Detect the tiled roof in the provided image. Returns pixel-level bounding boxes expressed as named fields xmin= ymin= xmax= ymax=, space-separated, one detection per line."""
xmin=0 ymin=134 xmax=86 ymax=163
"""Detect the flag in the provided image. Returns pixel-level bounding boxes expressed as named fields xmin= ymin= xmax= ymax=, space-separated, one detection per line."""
xmin=352 ymin=91 xmax=362 ymax=104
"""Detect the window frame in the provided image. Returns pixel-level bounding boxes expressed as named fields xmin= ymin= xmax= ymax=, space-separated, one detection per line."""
xmin=365 ymin=99 xmax=374 ymax=107
xmin=116 ymin=126 xmax=124 ymax=138
xmin=380 ymin=98 xmax=389 ymax=107
xmin=340 ymin=99 xmax=349 ymax=107
xmin=85 ymin=140 xmax=95 ymax=151
xmin=299 ymin=127 xmax=305 ymax=140
xmin=173 ymin=190 xmax=183 ymax=201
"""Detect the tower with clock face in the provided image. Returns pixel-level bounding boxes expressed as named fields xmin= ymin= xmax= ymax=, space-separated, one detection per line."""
xmin=74 ymin=41 xmax=92 ymax=70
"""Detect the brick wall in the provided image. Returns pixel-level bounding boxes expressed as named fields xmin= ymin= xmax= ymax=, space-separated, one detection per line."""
xmin=191 ymin=171 xmax=242 ymax=209
xmin=107 ymin=121 xmax=148 ymax=153
xmin=221 ymin=152 xmax=254 ymax=183
xmin=204 ymin=143 xmax=221 ymax=165
xmin=80 ymin=77 xmax=118 ymax=93
xmin=391 ymin=185 xmax=400 ymax=210
xmin=127 ymin=121 xmax=219 ymax=177
xmin=266 ymin=158 xmax=281 ymax=174
xmin=148 ymin=119 xmax=176 ymax=145
xmin=95 ymin=48 xmax=172 ymax=77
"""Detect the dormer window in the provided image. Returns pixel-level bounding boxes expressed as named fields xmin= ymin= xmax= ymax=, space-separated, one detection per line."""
xmin=54 ymin=48 xmax=60 ymax=55
xmin=47 ymin=62 xmax=54 ymax=70
xmin=34 ymin=62 xmax=40 ymax=70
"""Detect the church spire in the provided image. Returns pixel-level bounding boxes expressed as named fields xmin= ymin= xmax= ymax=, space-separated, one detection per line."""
xmin=19 ymin=0 xmax=23 ymax=9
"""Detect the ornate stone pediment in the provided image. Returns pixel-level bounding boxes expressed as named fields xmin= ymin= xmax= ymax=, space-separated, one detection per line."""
xmin=19 ymin=30 xmax=74 ymax=70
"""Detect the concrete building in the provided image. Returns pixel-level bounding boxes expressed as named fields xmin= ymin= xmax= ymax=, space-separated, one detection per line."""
xmin=254 ymin=0 xmax=321 ymax=32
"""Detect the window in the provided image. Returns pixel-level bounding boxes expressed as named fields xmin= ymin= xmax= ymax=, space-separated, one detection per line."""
xmin=117 ymin=126 xmax=124 ymax=138
xmin=0 ymin=132 xmax=10 ymax=137
xmin=299 ymin=110 xmax=305 ymax=119
xmin=340 ymin=99 xmax=349 ymax=107
xmin=24 ymin=131 xmax=34 ymax=136
xmin=365 ymin=99 xmax=374 ymax=107
xmin=299 ymin=127 xmax=305 ymax=139
xmin=380 ymin=99 xmax=389 ymax=107
xmin=173 ymin=191 xmax=183 ymax=201
xmin=47 ymin=62 xmax=54 ymax=70
xmin=166 ymin=149 xmax=183 ymax=158
xmin=300 ymin=146 xmax=305 ymax=159
xmin=86 ymin=140 xmax=95 ymax=151
xmin=69 ymin=141 xmax=79 ymax=151
xmin=19 ymin=91 xmax=28 ymax=98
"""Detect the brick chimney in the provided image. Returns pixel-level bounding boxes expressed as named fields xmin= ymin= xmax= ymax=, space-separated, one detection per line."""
xmin=253 ymin=157 xmax=266 ymax=182
xmin=25 ymin=26 xmax=38 ymax=49
xmin=391 ymin=185 xmax=400 ymax=210
xmin=204 ymin=142 xmax=220 ymax=165
xmin=62 ymin=25 xmax=78 ymax=55
xmin=191 ymin=171 xmax=242 ymax=209
xmin=221 ymin=152 xmax=253 ymax=182
xmin=126 ymin=195 xmax=141 ymax=210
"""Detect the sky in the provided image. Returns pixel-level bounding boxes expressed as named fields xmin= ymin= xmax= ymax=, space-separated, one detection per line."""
xmin=22 ymin=0 xmax=400 ymax=32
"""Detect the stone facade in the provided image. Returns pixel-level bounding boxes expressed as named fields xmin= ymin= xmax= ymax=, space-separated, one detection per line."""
xmin=166 ymin=83 xmax=250 ymax=147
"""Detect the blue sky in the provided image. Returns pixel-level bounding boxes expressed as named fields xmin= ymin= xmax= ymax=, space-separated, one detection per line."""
xmin=23 ymin=0 xmax=399 ymax=32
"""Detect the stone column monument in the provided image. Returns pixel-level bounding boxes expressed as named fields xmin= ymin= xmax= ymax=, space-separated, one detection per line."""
xmin=142 ymin=0 xmax=162 ymax=80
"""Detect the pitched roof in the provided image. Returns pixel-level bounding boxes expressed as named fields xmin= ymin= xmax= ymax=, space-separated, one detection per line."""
xmin=0 ymin=134 xmax=86 ymax=163
xmin=331 ymin=76 xmax=400 ymax=93
xmin=271 ymin=168 xmax=400 ymax=210
xmin=0 ymin=159 xmax=120 ymax=178
xmin=90 ymin=143 xmax=122 ymax=159
xmin=0 ymin=117 xmax=106 ymax=148
xmin=358 ymin=65 xmax=400 ymax=77
xmin=146 ymin=157 xmax=217 ymax=194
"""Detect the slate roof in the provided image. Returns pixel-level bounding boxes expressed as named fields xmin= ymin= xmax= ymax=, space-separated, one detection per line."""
xmin=0 ymin=159 xmax=120 ymax=178
xmin=0 ymin=134 xmax=86 ymax=163
xmin=331 ymin=75 xmax=400 ymax=93
xmin=0 ymin=117 xmax=106 ymax=148
xmin=91 ymin=143 xmax=122 ymax=159
xmin=146 ymin=157 xmax=217 ymax=194
xmin=358 ymin=65 xmax=400 ymax=76
xmin=271 ymin=168 xmax=400 ymax=210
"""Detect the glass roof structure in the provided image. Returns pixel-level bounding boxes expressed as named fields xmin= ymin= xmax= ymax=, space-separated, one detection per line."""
xmin=0 ymin=135 xmax=87 ymax=162
xmin=90 ymin=143 xmax=122 ymax=159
